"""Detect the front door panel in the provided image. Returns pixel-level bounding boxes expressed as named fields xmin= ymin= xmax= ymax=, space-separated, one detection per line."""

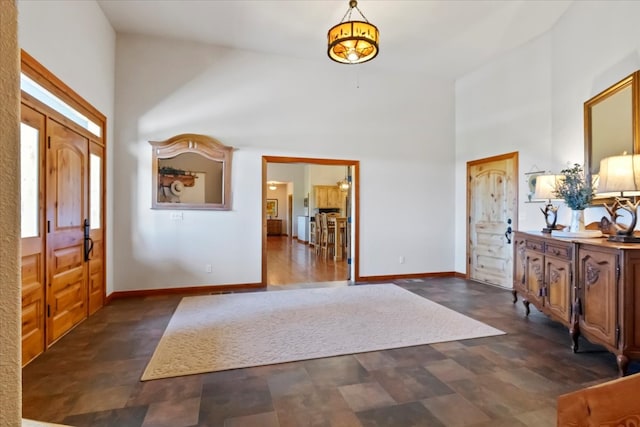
xmin=46 ymin=119 xmax=88 ymax=345
xmin=468 ymin=153 xmax=518 ymax=287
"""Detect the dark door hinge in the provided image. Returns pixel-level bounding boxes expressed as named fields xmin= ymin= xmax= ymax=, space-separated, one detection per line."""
xmin=47 ymin=220 xmax=50 ymax=233
xmin=616 ymin=325 xmax=621 ymax=346
xmin=616 ymin=264 xmax=621 ymax=282
xmin=47 ymin=304 xmax=50 ymax=318
xmin=47 ymin=136 xmax=51 ymax=149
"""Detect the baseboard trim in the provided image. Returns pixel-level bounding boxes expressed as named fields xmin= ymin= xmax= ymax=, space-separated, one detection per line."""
xmin=357 ymin=272 xmax=458 ymax=282
xmin=106 ymin=271 xmax=470 ymax=303
xmin=106 ymin=282 xmax=265 ymax=303
xmin=296 ymin=238 xmax=309 ymax=245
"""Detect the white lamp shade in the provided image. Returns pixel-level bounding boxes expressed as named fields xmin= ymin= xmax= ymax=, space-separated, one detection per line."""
xmin=533 ymin=174 xmax=562 ymax=200
xmin=597 ymin=154 xmax=640 ymax=197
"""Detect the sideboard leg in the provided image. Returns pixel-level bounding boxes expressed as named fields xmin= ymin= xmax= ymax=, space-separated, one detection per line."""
xmin=617 ymin=354 xmax=629 ymax=377
xmin=512 ymin=290 xmax=518 ymax=304
xmin=570 ymin=327 xmax=580 ymax=353
xmin=522 ymin=299 xmax=530 ymax=316
xmin=570 ymin=297 xmax=581 ymax=353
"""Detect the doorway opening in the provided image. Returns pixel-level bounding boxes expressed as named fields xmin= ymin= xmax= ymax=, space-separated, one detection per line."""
xmin=262 ymin=156 xmax=359 ymax=286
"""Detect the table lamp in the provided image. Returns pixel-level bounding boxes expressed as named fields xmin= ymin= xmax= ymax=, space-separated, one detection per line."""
xmin=597 ymin=153 xmax=640 ymax=242
xmin=533 ymin=174 xmax=562 ymax=233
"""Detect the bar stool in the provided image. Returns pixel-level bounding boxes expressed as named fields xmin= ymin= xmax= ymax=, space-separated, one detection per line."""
xmin=323 ymin=215 xmax=337 ymax=260
xmin=316 ymin=214 xmax=326 ymax=257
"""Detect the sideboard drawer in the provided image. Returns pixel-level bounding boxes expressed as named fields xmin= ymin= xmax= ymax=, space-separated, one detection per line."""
xmin=546 ymin=243 xmax=572 ymax=260
xmin=526 ymin=239 xmax=544 ymax=253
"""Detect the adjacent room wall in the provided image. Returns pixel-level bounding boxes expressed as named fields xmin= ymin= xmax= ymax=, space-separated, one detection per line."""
xmin=0 ymin=1 xmax=22 ymax=424
xmin=113 ymin=33 xmax=456 ymax=290
xmin=267 ymin=162 xmax=306 ymax=221
xmin=18 ymin=0 xmax=117 ymax=293
xmin=454 ymin=0 xmax=640 ymax=275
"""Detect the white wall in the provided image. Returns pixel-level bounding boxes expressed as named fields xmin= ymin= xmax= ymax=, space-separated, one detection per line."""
xmin=267 ymin=163 xmax=306 ymax=223
xmin=454 ymin=0 xmax=640 ymax=274
xmin=18 ymin=0 xmax=116 ymax=293
xmin=113 ymin=33 xmax=456 ymax=290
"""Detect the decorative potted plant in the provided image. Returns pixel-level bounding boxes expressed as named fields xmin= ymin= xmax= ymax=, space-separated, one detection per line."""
xmin=554 ymin=163 xmax=595 ymax=232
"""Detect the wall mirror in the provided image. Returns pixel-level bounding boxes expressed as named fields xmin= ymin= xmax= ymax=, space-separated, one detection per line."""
xmin=149 ymin=133 xmax=233 ymax=210
xmin=584 ymin=71 xmax=640 ymax=187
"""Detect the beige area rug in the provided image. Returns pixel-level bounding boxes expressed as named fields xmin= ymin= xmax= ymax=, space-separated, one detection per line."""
xmin=141 ymin=284 xmax=504 ymax=380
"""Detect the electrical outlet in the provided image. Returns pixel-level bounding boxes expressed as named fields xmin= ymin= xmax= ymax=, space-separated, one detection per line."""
xmin=205 ymin=264 xmax=212 ymax=273
xmin=170 ymin=212 xmax=183 ymax=221
xmin=399 ymin=256 xmax=405 ymax=264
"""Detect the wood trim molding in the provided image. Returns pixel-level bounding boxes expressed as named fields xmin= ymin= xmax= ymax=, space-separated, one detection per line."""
xmin=262 ymin=156 xmax=361 ymax=283
xmin=454 ymin=271 xmax=467 ymax=279
xmin=20 ymin=50 xmax=106 ymax=145
xmin=263 ymin=156 xmax=357 ymax=166
xmin=105 ymin=282 xmax=265 ymax=303
xmin=357 ymin=272 xmax=458 ymax=282
xmin=466 ymin=151 xmax=519 ymax=167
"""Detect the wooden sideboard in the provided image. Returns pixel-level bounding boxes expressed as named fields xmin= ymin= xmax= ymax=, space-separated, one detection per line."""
xmin=513 ymin=231 xmax=640 ymax=376
xmin=266 ymin=219 xmax=282 ymax=235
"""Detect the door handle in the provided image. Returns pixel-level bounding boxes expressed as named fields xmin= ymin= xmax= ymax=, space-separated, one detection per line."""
xmin=83 ymin=219 xmax=94 ymax=261
xmin=505 ymin=226 xmax=512 ymax=244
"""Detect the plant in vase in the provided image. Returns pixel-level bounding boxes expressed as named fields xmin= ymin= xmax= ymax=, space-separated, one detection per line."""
xmin=554 ymin=163 xmax=595 ymax=232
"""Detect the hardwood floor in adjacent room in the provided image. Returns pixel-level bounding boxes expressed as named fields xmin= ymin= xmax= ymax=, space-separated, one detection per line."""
xmin=266 ymin=235 xmax=348 ymax=285
xmin=22 ymin=277 xmax=633 ymax=427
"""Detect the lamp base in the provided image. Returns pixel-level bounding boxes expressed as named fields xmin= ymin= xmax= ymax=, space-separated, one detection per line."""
xmin=541 ymin=226 xmax=562 ymax=234
xmin=607 ymin=234 xmax=640 ymax=243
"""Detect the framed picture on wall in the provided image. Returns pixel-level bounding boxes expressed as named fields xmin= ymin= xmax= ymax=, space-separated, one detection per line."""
xmin=266 ymin=199 xmax=278 ymax=217
xmin=525 ymin=170 xmax=546 ymax=202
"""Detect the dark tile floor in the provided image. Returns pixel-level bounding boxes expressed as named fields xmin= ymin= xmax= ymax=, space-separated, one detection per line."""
xmin=22 ymin=278 xmax=628 ymax=427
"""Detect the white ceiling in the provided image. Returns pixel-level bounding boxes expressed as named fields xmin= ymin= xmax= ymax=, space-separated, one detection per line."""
xmin=97 ymin=0 xmax=572 ymax=78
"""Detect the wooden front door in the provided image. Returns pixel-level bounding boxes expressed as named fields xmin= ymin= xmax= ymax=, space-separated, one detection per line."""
xmin=467 ymin=152 xmax=518 ymax=287
xmin=46 ymin=119 xmax=89 ymax=344
xmin=20 ymin=104 xmax=46 ymax=365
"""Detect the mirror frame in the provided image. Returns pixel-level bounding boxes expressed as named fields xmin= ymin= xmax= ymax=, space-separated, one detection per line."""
xmin=149 ymin=133 xmax=233 ymax=210
xmin=584 ymin=71 xmax=640 ymax=201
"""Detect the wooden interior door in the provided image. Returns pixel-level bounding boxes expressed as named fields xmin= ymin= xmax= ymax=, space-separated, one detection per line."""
xmin=467 ymin=152 xmax=518 ymax=287
xmin=20 ymin=104 xmax=46 ymax=365
xmin=46 ymin=119 xmax=89 ymax=345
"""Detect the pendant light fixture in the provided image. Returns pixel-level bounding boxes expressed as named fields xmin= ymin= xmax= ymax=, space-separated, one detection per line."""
xmin=327 ymin=0 xmax=379 ymax=64
xmin=337 ymin=166 xmax=350 ymax=191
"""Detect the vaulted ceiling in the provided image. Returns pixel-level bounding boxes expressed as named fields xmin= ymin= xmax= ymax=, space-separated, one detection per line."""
xmin=97 ymin=0 xmax=572 ymax=78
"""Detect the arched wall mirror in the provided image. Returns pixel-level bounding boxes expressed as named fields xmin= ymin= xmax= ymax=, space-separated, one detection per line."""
xmin=584 ymin=71 xmax=640 ymax=188
xmin=149 ymin=133 xmax=233 ymax=210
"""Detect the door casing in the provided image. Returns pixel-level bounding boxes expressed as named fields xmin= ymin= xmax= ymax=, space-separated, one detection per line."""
xmin=262 ymin=157 xmax=359 ymax=284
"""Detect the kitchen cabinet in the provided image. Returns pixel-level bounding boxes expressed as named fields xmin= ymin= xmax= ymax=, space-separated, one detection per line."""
xmin=314 ymin=185 xmax=342 ymax=209
xmin=513 ymin=231 xmax=640 ymax=376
